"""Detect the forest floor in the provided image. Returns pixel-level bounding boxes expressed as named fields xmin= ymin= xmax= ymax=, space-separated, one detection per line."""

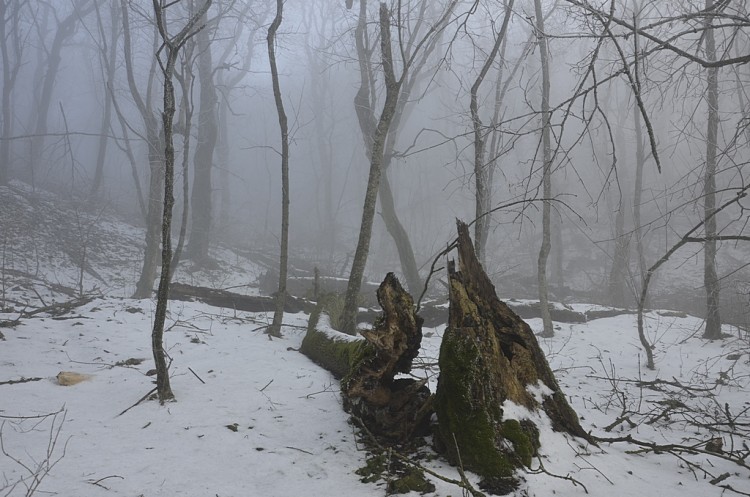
xmin=1 ymin=182 xmax=750 ymax=496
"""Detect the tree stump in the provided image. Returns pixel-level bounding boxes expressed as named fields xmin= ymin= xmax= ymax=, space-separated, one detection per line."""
xmin=434 ymin=221 xmax=590 ymax=494
xmin=300 ymin=272 xmax=431 ymax=442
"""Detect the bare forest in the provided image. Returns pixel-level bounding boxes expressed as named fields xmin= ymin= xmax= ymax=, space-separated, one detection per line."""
xmin=1 ymin=1 xmax=749 ymax=496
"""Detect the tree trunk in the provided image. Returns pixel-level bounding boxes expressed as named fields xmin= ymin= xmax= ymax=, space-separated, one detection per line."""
xmin=122 ymin=0 xmax=165 ymax=299
xmin=150 ymin=0 xmax=213 ymax=403
xmin=0 ymin=0 xmax=23 ymax=186
xmin=349 ymin=0 xmax=422 ymax=297
xmin=702 ymin=0 xmax=721 ymax=340
xmin=151 ymin=47 xmax=179 ymax=405
xmin=341 ymin=3 xmax=402 ymax=335
xmin=435 ymin=221 xmax=590 ymax=493
xmin=471 ymin=1 xmax=514 ymax=265
xmin=170 ymin=40 xmax=195 ymax=278
xmin=267 ymin=0 xmax=289 ymax=339
xmin=633 ymin=104 xmax=647 ymax=297
xmin=28 ymin=6 xmax=78 ymax=180
xmin=534 ymin=0 xmax=554 ymax=338
xmin=90 ymin=3 xmax=120 ymax=199
xmin=186 ymin=16 xmax=217 ymax=264
xmin=608 ymin=202 xmax=630 ymax=307
xmin=133 ymin=128 xmax=164 ymax=299
xmin=377 ymin=166 xmax=422 ymax=294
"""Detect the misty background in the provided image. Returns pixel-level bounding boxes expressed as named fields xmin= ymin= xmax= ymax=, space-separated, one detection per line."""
xmin=1 ymin=0 xmax=748 ymax=330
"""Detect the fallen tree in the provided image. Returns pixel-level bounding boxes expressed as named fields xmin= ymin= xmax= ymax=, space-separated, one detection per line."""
xmin=300 ymin=222 xmax=591 ymax=495
xmin=169 ymin=283 xmax=311 ymax=313
xmin=300 ymin=273 xmax=431 ymax=442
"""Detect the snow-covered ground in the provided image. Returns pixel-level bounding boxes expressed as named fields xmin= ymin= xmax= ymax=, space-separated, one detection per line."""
xmin=2 ymin=296 xmax=748 ymax=496
xmin=2 ymin=183 xmax=749 ymax=496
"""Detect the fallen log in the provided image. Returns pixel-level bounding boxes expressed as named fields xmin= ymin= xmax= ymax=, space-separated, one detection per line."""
xmin=169 ymin=283 xmax=311 ymax=313
xmin=300 ymin=273 xmax=432 ymax=442
xmin=434 ymin=221 xmax=591 ymax=495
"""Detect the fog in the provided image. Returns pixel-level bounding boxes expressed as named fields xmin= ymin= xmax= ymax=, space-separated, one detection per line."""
xmin=1 ymin=0 xmax=748 ymax=328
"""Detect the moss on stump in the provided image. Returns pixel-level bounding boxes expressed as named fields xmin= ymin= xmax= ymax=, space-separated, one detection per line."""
xmin=434 ymin=221 xmax=589 ymax=493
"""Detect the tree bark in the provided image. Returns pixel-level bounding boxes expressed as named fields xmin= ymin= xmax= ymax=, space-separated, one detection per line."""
xmin=267 ymin=0 xmax=289 ymax=339
xmin=435 ymin=221 xmax=590 ymax=492
xmin=349 ymin=0 xmax=423 ymax=296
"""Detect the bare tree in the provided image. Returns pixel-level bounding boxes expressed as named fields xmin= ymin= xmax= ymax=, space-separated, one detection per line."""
xmin=121 ymin=0 xmax=167 ymax=299
xmin=89 ymin=1 xmax=120 ymax=199
xmin=266 ymin=0 xmax=289 ymax=339
xmin=27 ymin=0 xmax=96 ymax=188
xmin=150 ymin=0 xmax=212 ymax=403
xmin=702 ymin=0 xmax=721 ymax=340
xmin=340 ymin=0 xmax=458 ymax=335
xmin=533 ymin=0 xmax=554 ymax=338
xmin=349 ymin=0 xmax=438 ymax=297
xmin=185 ymin=8 xmax=217 ymax=265
xmin=471 ymin=0 xmax=514 ymax=266
xmin=0 ymin=1 xmax=27 ymax=186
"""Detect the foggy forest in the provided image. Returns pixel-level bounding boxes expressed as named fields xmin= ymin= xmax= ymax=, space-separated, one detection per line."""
xmin=1 ymin=0 xmax=749 ymax=496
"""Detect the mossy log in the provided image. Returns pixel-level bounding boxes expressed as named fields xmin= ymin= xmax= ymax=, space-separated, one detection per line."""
xmin=300 ymin=307 xmax=371 ymax=380
xmin=434 ymin=221 xmax=590 ymax=493
xmin=300 ymin=273 xmax=431 ymax=442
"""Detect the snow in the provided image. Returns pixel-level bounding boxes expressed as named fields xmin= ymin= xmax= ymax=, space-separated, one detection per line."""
xmin=2 ymin=296 xmax=748 ymax=496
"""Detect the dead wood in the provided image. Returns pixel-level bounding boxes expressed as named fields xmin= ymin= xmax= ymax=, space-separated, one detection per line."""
xmin=300 ymin=273 xmax=432 ymax=443
xmin=169 ymin=283 xmax=311 ymax=313
xmin=0 ymin=376 xmax=43 ymax=386
xmin=434 ymin=220 xmax=591 ymax=492
xmin=342 ymin=273 xmax=432 ymax=442
xmin=23 ymin=296 xmax=94 ymax=318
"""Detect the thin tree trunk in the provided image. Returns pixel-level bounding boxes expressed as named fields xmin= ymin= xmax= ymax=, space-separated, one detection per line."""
xmin=150 ymin=0 xmax=212 ymax=403
xmin=377 ymin=166 xmax=422 ymax=294
xmin=122 ymin=0 xmax=165 ymax=299
xmin=702 ymin=0 xmax=721 ymax=339
xmin=608 ymin=201 xmax=630 ymax=306
xmin=152 ymin=50 xmax=178 ymax=402
xmin=28 ymin=8 xmax=77 ymax=179
xmin=351 ymin=0 xmax=428 ymax=296
xmin=267 ymin=0 xmax=289 ymax=339
xmin=633 ymin=106 xmax=647 ymax=294
xmin=90 ymin=3 xmax=120 ymax=199
xmin=471 ymin=0 xmax=514 ymax=266
xmin=341 ymin=3 xmax=402 ymax=335
xmin=0 ymin=0 xmax=21 ymax=186
xmin=534 ymin=0 xmax=554 ymax=338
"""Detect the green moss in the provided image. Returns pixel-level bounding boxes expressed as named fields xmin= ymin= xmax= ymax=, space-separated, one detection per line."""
xmin=300 ymin=319 xmax=372 ymax=380
xmin=435 ymin=329 xmax=516 ymax=479
xmin=435 ymin=326 xmax=540 ymax=483
xmin=355 ymin=454 xmax=387 ymax=483
xmin=387 ymin=467 xmax=436 ymax=495
xmin=499 ymin=419 xmax=538 ymax=467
